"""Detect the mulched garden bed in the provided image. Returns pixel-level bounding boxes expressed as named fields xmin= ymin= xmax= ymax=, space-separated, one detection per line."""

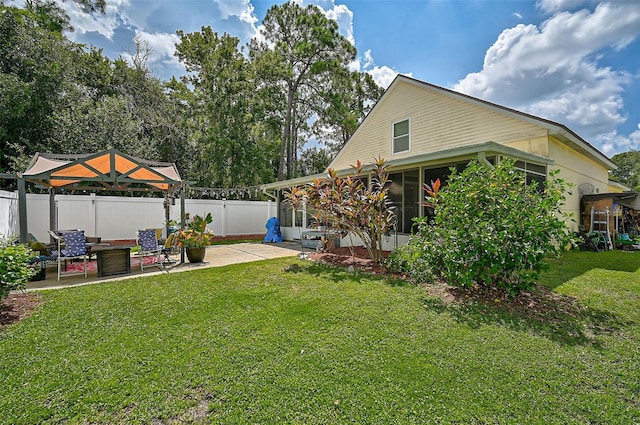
xmin=1 ymin=292 xmax=44 ymax=328
xmin=306 ymin=246 xmax=390 ymax=275
xmin=307 ymin=246 xmax=588 ymax=322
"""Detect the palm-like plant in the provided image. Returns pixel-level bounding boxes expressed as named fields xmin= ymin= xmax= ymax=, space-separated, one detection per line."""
xmin=284 ymin=157 xmax=396 ymax=263
xmin=174 ymin=213 xmax=215 ymax=249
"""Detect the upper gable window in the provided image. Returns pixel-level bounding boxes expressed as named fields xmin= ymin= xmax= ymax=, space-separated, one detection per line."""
xmin=392 ymin=119 xmax=410 ymax=154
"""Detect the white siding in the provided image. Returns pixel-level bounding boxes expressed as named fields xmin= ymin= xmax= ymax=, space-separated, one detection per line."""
xmin=549 ymin=138 xmax=613 ymax=231
xmin=330 ymin=79 xmax=548 ymax=171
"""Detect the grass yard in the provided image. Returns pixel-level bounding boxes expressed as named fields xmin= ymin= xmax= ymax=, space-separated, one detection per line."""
xmin=1 ymin=250 xmax=639 ymax=424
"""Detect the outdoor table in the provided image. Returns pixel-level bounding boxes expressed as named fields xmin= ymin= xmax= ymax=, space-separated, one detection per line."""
xmin=93 ymin=245 xmax=133 ymax=277
xmin=301 ymin=230 xmax=340 ymax=249
xmin=85 ymin=242 xmax=111 ymax=260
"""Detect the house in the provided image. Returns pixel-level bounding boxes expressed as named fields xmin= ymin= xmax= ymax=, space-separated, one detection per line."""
xmin=263 ymin=74 xmax=624 ymax=248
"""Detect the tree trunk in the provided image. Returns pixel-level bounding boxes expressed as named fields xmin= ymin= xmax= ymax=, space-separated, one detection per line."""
xmin=278 ymin=86 xmax=295 ymax=180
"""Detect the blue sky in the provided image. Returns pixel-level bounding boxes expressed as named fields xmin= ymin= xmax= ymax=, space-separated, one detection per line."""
xmin=10 ymin=0 xmax=640 ymax=156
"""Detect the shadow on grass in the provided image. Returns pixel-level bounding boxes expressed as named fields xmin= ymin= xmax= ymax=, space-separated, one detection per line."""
xmin=541 ymin=250 xmax=640 ymax=290
xmin=420 ymin=283 xmax=630 ymax=347
xmin=285 ymin=261 xmax=410 ymax=287
xmin=286 ymin=252 xmax=637 ymax=347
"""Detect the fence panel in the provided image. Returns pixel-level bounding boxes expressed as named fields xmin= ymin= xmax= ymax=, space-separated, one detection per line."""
xmin=95 ymin=196 xmax=165 ymax=240
xmin=22 ymin=194 xmax=272 ymax=242
xmin=225 ymin=200 xmax=273 ymax=236
xmin=0 ymin=190 xmax=18 ymax=238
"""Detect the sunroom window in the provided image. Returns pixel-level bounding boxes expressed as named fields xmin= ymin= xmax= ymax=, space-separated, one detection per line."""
xmin=514 ymin=160 xmax=547 ymax=189
xmin=388 ymin=169 xmax=419 ymax=233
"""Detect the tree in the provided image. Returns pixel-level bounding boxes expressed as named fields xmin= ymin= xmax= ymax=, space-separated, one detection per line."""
xmin=611 ymin=150 xmax=640 ymax=191
xmin=296 ymin=146 xmax=333 ymax=176
xmin=389 ymin=159 xmax=574 ymax=295
xmin=109 ymin=41 xmax=191 ymax=167
xmin=24 ymin=0 xmax=72 ymax=32
xmin=250 ymin=2 xmax=357 ymax=180
xmin=175 ymin=27 xmax=277 ymax=187
xmin=0 ymin=3 xmax=188 ymax=178
xmin=310 ymin=69 xmax=383 ymax=155
xmin=0 ymin=3 xmax=80 ymax=172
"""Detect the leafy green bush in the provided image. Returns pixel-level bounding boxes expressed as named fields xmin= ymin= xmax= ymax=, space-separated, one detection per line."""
xmin=385 ymin=218 xmax=438 ymax=282
xmin=390 ymin=159 xmax=574 ymax=294
xmin=0 ymin=237 xmax=37 ymax=300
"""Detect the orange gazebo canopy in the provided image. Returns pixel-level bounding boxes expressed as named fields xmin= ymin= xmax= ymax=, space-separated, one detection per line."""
xmin=22 ymin=149 xmax=182 ymax=193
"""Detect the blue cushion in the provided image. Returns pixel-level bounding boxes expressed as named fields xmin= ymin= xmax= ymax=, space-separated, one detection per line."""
xmin=139 ymin=230 xmax=159 ymax=251
xmin=62 ymin=231 xmax=86 ymax=257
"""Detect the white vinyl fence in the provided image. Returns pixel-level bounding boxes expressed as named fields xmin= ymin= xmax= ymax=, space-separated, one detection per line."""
xmin=0 ymin=190 xmax=18 ymax=238
xmin=18 ymin=193 xmax=275 ymax=242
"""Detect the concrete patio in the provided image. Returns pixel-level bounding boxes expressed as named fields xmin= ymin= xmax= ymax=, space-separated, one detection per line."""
xmin=25 ymin=242 xmax=303 ymax=291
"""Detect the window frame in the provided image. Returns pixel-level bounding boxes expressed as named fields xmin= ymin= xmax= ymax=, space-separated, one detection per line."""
xmin=392 ymin=118 xmax=411 ymax=155
xmin=513 ymin=159 xmax=547 ymax=190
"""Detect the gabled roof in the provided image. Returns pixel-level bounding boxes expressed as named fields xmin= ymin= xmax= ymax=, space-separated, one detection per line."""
xmin=22 ymin=149 xmax=182 ymax=193
xmin=400 ymin=74 xmax=618 ymax=170
xmin=359 ymin=74 xmax=616 ymax=170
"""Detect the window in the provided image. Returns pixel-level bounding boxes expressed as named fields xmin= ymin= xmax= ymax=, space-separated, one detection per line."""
xmin=392 ymin=119 xmax=410 ymax=154
xmin=514 ymin=160 xmax=547 ymax=189
xmin=278 ymin=191 xmax=292 ymax=227
xmin=388 ymin=169 xmax=419 ymax=233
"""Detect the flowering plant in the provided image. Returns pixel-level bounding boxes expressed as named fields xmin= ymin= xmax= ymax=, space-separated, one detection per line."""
xmin=174 ymin=213 xmax=215 ymax=249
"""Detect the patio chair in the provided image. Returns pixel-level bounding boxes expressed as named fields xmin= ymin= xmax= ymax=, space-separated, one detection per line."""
xmin=137 ymin=229 xmax=163 ymax=271
xmin=161 ymin=232 xmax=178 ymax=264
xmin=26 ymin=233 xmax=57 ymax=267
xmin=49 ymin=230 xmax=89 ymax=281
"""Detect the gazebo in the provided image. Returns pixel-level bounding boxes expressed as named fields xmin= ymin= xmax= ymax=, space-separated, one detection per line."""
xmin=17 ymin=149 xmax=185 ymax=259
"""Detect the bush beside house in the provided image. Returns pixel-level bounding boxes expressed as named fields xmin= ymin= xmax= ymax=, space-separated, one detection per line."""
xmin=388 ymin=159 xmax=574 ymax=295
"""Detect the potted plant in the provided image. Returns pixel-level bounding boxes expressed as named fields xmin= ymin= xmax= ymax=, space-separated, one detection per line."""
xmin=174 ymin=213 xmax=215 ymax=263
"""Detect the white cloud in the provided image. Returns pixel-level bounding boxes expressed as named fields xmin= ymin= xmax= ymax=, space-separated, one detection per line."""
xmin=597 ymin=127 xmax=640 ymax=155
xmin=368 ymin=66 xmax=400 ymax=89
xmin=454 ymin=2 xmax=640 ymax=153
xmin=513 ymin=12 xmax=523 ymax=19
xmin=322 ymin=2 xmax=355 ymax=45
xmin=215 ymin=0 xmax=258 ymax=26
xmin=536 ymin=0 xmax=589 ymax=14
xmin=63 ymin=0 xmax=132 ymax=39
xmin=351 ymin=49 xmax=399 ymax=89
xmin=132 ymin=31 xmax=181 ymax=67
xmin=363 ymin=50 xmax=374 ymax=69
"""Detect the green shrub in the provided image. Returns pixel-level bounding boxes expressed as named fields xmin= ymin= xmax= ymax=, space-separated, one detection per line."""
xmin=29 ymin=241 xmax=51 ymax=256
xmin=391 ymin=159 xmax=574 ymax=295
xmin=0 ymin=237 xmax=37 ymax=300
xmin=385 ymin=217 xmax=437 ymax=283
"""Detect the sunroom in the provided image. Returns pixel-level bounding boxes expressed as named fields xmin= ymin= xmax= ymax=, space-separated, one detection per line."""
xmin=263 ymin=141 xmax=552 ymax=250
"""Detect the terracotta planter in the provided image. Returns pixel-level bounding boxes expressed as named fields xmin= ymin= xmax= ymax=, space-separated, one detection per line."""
xmin=186 ymin=247 xmax=206 ymax=263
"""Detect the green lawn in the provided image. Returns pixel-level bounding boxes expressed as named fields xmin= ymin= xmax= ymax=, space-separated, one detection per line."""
xmin=1 ymin=251 xmax=639 ymax=424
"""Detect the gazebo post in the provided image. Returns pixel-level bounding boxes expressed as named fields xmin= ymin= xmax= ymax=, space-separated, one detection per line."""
xmin=49 ymin=188 xmax=56 ymax=243
xmin=17 ymin=175 xmax=28 ymax=244
xmin=180 ymin=185 xmax=186 ymax=264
